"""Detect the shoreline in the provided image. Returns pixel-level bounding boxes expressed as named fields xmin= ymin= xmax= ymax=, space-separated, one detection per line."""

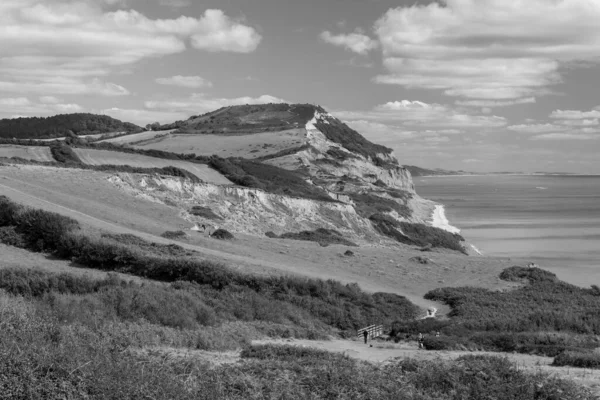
xmin=430 ymin=204 xmax=461 ymax=234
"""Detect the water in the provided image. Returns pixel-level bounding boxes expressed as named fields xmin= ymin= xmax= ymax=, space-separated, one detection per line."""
xmin=415 ymin=175 xmax=600 ymax=286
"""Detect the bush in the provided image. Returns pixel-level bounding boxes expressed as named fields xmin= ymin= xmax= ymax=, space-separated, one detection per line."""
xmin=161 ymin=230 xmax=188 ymax=240
xmin=50 ymin=143 xmax=82 ymax=164
xmin=0 ymin=226 xmax=26 ymax=248
xmin=189 ymin=206 xmax=222 ymax=220
xmin=277 ymin=228 xmax=358 ymax=247
xmin=553 ymin=351 xmax=600 ymax=369
xmin=241 ymin=344 xmax=343 ymax=362
xmin=211 ymin=229 xmax=234 ymax=240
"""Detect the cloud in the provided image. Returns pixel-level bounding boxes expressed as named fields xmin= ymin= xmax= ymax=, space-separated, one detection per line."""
xmin=374 ymin=0 xmax=600 ymax=99
xmin=320 ymin=30 xmax=378 ymax=55
xmin=0 ymin=96 xmax=83 ymax=117
xmin=531 ymin=133 xmax=599 ymax=141
xmin=190 ymin=9 xmax=262 ymax=53
xmin=0 ymin=2 xmax=260 ymax=97
xmin=550 ymin=109 xmax=600 ymax=119
xmin=456 ymin=98 xmax=536 ymax=108
xmin=336 ymin=100 xmax=507 ymax=129
xmin=463 ymin=159 xmax=482 ymax=163
xmin=507 ymin=124 xmax=568 ymax=134
xmin=101 ymin=107 xmax=189 ymax=125
xmin=156 ymin=75 xmax=213 ymax=89
xmin=158 ymin=0 xmax=190 ymax=8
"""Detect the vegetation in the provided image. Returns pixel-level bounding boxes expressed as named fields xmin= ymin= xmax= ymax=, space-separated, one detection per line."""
xmin=314 ymin=115 xmax=393 ymax=160
xmin=2 ymin=295 xmax=592 ymax=400
xmin=209 ymin=156 xmax=334 ymax=202
xmin=368 ymin=213 xmax=466 ymax=253
xmin=160 ymin=230 xmax=189 ymax=240
xmin=50 ymin=142 xmax=82 ymax=164
xmin=189 ymin=206 xmax=222 ymax=220
xmin=391 ymin=266 xmax=600 ymax=357
xmin=0 ymin=113 xmax=141 ymax=139
xmin=270 ymin=228 xmax=358 ymax=247
xmin=255 ymin=144 xmax=311 ymax=161
xmin=0 ymin=196 xmax=420 ymax=333
xmin=350 ymin=192 xmax=412 ymax=219
xmin=210 ymin=228 xmax=234 ymax=240
xmin=0 ymin=154 xmax=203 ymax=183
xmin=553 ymin=351 xmax=600 ymax=369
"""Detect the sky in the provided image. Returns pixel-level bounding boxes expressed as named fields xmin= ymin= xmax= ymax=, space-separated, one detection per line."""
xmin=1 ymin=0 xmax=600 ymax=173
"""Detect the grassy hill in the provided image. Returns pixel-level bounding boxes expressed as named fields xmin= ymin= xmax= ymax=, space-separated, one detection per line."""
xmin=0 ymin=113 xmax=142 ymax=139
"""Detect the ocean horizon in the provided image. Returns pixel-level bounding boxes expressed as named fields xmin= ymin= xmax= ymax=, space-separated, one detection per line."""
xmin=416 ymin=174 xmax=600 ymax=287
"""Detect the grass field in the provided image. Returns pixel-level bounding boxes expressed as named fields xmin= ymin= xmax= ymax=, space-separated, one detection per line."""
xmin=0 ymin=145 xmax=54 ymax=162
xmin=72 ymin=148 xmax=232 ymax=185
xmin=134 ymin=129 xmax=307 ymax=159
xmin=98 ymin=129 xmax=176 ymax=145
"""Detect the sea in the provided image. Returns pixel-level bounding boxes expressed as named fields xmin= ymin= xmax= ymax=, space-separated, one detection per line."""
xmin=414 ymin=174 xmax=600 ymax=287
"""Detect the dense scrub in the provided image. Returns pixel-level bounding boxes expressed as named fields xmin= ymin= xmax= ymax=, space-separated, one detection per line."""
xmin=1 ymin=295 xmax=593 ymax=400
xmin=369 ymin=213 xmax=466 ymax=253
xmin=350 ymin=192 xmax=412 ymax=219
xmin=50 ymin=143 xmax=82 ymax=164
xmin=0 ymin=196 xmax=420 ymax=333
xmin=210 ymin=228 xmax=234 ymax=240
xmin=553 ymin=351 xmax=600 ymax=369
xmin=209 ymin=156 xmax=334 ymax=202
xmin=189 ymin=206 xmax=222 ymax=220
xmin=0 ymin=113 xmax=141 ymax=139
xmin=270 ymin=228 xmax=358 ymax=247
xmin=390 ymin=266 xmax=600 ymax=357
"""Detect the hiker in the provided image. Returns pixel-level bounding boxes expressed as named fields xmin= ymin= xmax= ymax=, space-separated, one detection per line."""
xmin=201 ymin=224 xmax=206 ymax=232
xmin=363 ymin=330 xmax=369 ymax=344
xmin=418 ymin=333 xmax=424 ymax=349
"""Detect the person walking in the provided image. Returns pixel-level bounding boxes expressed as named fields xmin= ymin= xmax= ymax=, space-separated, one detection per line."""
xmin=363 ymin=330 xmax=369 ymax=344
xmin=418 ymin=333 xmax=424 ymax=349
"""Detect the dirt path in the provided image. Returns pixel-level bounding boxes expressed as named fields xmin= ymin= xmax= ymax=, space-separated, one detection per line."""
xmin=252 ymin=339 xmax=600 ymax=394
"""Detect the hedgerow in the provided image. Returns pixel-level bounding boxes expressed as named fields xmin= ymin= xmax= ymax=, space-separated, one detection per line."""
xmin=273 ymin=228 xmax=358 ymax=247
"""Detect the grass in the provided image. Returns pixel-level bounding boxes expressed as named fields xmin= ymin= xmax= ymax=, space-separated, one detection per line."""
xmin=390 ymin=266 xmax=600 ymax=357
xmin=271 ymin=228 xmax=358 ymax=247
xmin=1 ymin=153 xmax=203 ymax=183
xmin=0 ymin=195 xmax=420 ymax=333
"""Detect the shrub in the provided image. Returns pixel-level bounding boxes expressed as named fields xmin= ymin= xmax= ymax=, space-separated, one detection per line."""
xmin=241 ymin=344 xmax=343 ymax=362
xmin=0 ymin=226 xmax=26 ymax=248
xmin=160 ymin=230 xmax=188 ymax=240
xmin=277 ymin=228 xmax=358 ymax=247
xmin=50 ymin=143 xmax=82 ymax=164
xmin=211 ymin=229 xmax=234 ymax=240
xmin=189 ymin=206 xmax=222 ymax=220
xmin=265 ymin=231 xmax=278 ymax=238
xmin=553 ymin=351 xmax=600 ymax=369
xmin=499 ymin=266 xmax=558 ymax=283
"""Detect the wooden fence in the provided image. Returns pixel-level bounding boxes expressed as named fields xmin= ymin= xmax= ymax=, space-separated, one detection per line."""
xmin=357 ymin=324 xmax=384 ymax=340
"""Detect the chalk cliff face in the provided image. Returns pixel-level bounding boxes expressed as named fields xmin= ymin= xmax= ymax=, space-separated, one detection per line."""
xmin=107 ymin=104 xmax=435 ymax=244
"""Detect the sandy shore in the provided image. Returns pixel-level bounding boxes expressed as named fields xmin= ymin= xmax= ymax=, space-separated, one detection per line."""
xmin=430 ymin=205 xmax=461 ymax=234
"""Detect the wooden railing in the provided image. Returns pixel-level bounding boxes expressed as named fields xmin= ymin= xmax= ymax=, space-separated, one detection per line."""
xmin=357 ymin=324 xmax=384 ymax=340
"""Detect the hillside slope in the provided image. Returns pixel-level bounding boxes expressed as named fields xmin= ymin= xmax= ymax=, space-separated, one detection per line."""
xmin=0 ymin=113 xmax=142 ymax=139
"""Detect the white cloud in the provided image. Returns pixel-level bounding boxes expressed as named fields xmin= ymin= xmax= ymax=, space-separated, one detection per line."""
xmin=159 ymin=0 xmax=190 ymax=8
xmin=374 ymin=0 xmax=600 ymax=99
xmin=0 ymin=2 xmax=260 ymax=98
xmin=190 ymin=9 xmax=262 ymax=53
xmin=507 ymin=124 xmax=568 ymax=134
xmin=336 ymin=100 xmax=507 ymax=129
xmin=557 ymin=119 xmax=599 ymax=127
xmin=532 ymin=133 xmax=599 ymax=141
xmin=0 ymin=96 xmax=83 ymax=117
xmin=320 ymin=31 xmax=378 ymax=55
xmin=550 ymin=109 xmax=600 ymax=119
xmin=456 ymin=98 xmax=536 ymax=108
xmin=39 ymin=96 xmax=61 ymax=104
xmin=101 ymin=107 xmax=189 ymax=126
xmin=156 ymin=75 xmax=213 ymax=89
xmin=463 ymin=159 xmax=482 ymax=163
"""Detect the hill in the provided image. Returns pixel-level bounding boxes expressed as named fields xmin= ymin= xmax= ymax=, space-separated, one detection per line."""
xmin=0 ymin=113 xmax=142 ymax=139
